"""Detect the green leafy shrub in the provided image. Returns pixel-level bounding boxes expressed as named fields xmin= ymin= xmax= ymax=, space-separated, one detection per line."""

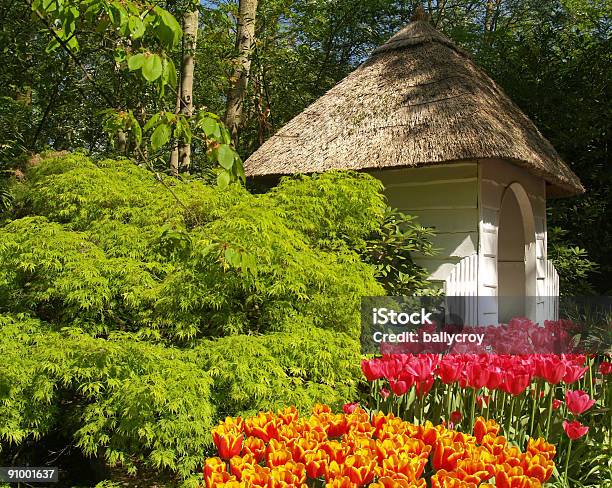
xmin=548 ymin=226 xmax=598 ymax=296
xmin=362 ymin=208 xmax=439 ymax=296
xmin=0 ymin=314 xmax=216 ymax=479
xmin=1 ymin=153 xmax=383 ymax=340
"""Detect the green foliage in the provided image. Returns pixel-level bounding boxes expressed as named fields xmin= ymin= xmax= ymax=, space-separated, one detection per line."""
xmin=0 ymin=314 xmax=215 ymax=479
xmin=1 ymin=153 xmax=382 ymax=340
xmin=362 ymin=208 xmax=440 ymax=296
xmin=548 ymin=226 xmax=598 ymax=295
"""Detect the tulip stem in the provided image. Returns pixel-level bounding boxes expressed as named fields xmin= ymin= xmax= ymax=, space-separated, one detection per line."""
xmin=375 ymin=380 xmax=380 ymax=414
xmin=529 ymin=381 xmax=539 ymax=438
xmin=545 ymin=385 xmax=555 ymax=439
xmin=469 ymin=388 xmax=476 ymax=432
xmin=564 ymin=439 xmax=572 ymax=487
xmin=445 ymin=385 xmax=452 ymax=424
xmin=506 ymin=395 xmax=515 ymax=439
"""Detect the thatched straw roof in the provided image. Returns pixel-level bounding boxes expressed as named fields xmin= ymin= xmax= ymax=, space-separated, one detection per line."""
xmin=245 ymin=19 xmax=583 ymax=196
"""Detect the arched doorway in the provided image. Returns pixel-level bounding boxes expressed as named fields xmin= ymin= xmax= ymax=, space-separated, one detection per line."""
xmin=497 ymin=182 xmax=537 ymax=322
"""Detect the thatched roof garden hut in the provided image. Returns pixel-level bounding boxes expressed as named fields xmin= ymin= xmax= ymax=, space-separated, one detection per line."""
xmin=245 ymin=11 xmax=583 ymax=325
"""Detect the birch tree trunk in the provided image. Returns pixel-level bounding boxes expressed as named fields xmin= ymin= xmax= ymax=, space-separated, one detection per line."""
xmin=171 ymin=9 xmax=199 ymax=174
xmin=224 ymin=0 xmax=258 ymax=146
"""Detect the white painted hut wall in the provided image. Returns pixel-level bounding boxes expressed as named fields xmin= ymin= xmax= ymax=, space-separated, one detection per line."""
xmin=477 ymin=159 xmax=547 ymax=324
xmin=371 ymin=163 xmax=479 ymax=282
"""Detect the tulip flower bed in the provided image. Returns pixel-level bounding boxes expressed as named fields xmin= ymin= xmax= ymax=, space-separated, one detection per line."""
xmin=204 ymin=405 xmax=557 ymax=487
xmin=361 ymin=353 xmax=612 ymax=485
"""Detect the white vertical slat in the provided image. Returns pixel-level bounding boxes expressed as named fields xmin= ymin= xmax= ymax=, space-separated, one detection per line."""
xmin=541 ymin=260 xmax=559 ymax=321
xmin=445 ymin=254 xmax=479 ymax=326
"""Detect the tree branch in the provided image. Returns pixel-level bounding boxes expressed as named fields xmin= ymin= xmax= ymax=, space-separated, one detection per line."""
xmin=27 ymin=0 xmax=117 ymax=108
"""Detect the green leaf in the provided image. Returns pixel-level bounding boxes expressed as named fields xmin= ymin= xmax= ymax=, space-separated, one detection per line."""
xmin=200 ymin=117 xmax=220 ymax=138
xmin=153 ymin=8 xmax=182 ymax=48
xmin=217 ymin=171 xmax=230 ymax=189
xmin=217 ymin=144 xmax=235 ymax=170
xmin=224 ymin=248 xmax=241 ymax=267
xmin=109 ymin=2 xmax=128 ymax=27
xmin=143 ymin=113 xmax=161 ymax=132
xmin=163 ymin=58 xmax=177 ymax=87
xmin=235 ymin=160 xmax=246 ymax=183
xmin=150 ymin=123 xmax=171 ymax=150
xmin=127 ymin=53 xmax=145 ymax=71
xmin=142 ymin=54 xmax=163 ymax=82
xmin=128 ymin=16 xmax=145 ymax=39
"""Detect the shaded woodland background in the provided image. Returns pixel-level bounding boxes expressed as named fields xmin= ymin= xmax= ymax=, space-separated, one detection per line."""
xmin=1 ymin=0 xmax=610 ymax=291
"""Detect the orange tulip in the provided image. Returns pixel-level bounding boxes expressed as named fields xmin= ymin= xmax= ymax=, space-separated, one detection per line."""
xmin=322 ymin=440 xmax=349 ymax=464
xmin=433 ymin=439 xmax=467 ymax=471
xmin=240 ymin=464 xmax=270 ymax=486
xmin=218 ymin=416 xmax=244 ymax=433
xmin=215 ymin=479 xmax=246 ymax=488
xmin=521 ymin=453 xmax=553 ymax=482
xmin=203 ymin=405 xmax=555 ymax=488
xmin=370 ymin=477 xmax=426 ymax=487
xmin=430 ymin=469 xmax=479 ymax=487
xmin=268 ymin=463 xmax=307 ymax=486
xmin=277 ymin=406 xmax=299 ymax=425
xmin=314 ymin=403 xmax=332 ymax=414
xmin=305 ymin=450 xmax=330 ymax=478
xmin=229 ymin=454 xmax=255 ymax=479
xmin=325 ymin=460 xmax=345 ymax=481
xmin=204 ymin=457 xmax=226 ymax=488
xmin=206 ymin=471 xmax=236 ymax=487
xmin=473 ymin=418 xmax=500 ymax=444
xmin=495 ymin=470 xmax=541 ymax=488
xmin=526 ymin=438 xmax=556 ymax=461
xmin=409 ymin=421 xmax=439 ymax=446
xmin=244 ymin=412 xmax=279 ymax=442
xmin=290 ymin=436 xmax=319 ymax=462
xmin=378 ymin=453 xmax=426 ymax=480
xmin=343 ymin=454 xmax=377 ymax=485
xmin=326 ymin=476 xmax=358 ymax=488
xmin=454 ymin=458 xmax=494 ymax=484
xmin=327 ymin=413 xmax=350 ymax=437
xmin=243 ymin=436 xmax=266 ymax=462
xmin=267 ymin=448 xmax=293 ymax=468
xmin=480 ymin=434 xmax=507 ymax=457
xmin=212 ymin=426 xmax=244 ymax=460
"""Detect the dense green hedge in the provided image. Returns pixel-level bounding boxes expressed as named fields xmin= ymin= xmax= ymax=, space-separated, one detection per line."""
xmin=0 ymin=153 xmax=389 ymax=481
xmin=1 ymin=153 xmax=384 ymax=340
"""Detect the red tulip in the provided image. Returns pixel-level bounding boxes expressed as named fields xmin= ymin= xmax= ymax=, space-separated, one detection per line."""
xmin=361 ymin=359 xmax=384 ymax=381
xmin=466 ymin=363 xmax=489 ymax=389
xmin=389 ymin=378 xmax=411 ymax=396
xmin=379 ymin=387 xmax=390 ymax=400
xmin=502 ymin=372 xmax=531 ymax=396
xmin=485 ymin=367 xmax=504 ymax=390
xmin=537 ymin=356 xmax=566 ymax=384
xmin=552 ymin=399 xmax=563 ymax=410
xmin=565 ymin=389 xmax=595 ymax=415
xmin=450 ymin=411 xmax=462 ymax=424
xmin=438 ymin=357 xmax=463 ymax=384
xmin=415 ymin=376 xmax=434 ymax=397
xmin=562 ymin=420 xmax=589 ymax=440
xmin=600 ymin=362 xmax=612 ymax=375
xmin=562 ymin=363 xmax=587 ymax=384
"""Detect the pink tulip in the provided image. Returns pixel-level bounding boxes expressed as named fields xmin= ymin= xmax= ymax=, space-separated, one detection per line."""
xmin=565 ymin=389 xmax=595 ymax=415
